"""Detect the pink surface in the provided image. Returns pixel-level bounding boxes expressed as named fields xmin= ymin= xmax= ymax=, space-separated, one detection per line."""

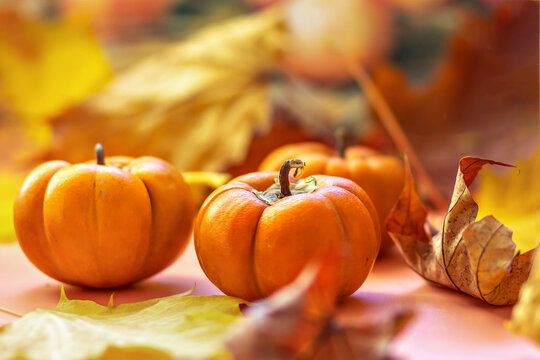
xmin=1 ymin=240 xmax=539 ymax=360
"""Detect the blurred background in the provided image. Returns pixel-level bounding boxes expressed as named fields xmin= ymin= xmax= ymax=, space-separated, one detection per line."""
xmin=0 ymin=0 xmax=538 ymax=242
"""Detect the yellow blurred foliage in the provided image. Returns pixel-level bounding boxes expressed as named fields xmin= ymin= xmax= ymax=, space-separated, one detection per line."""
xmin=509 ymin=250 xmax=540 ymax=343
xmin=44 ymin=9 xmax=285 ymax=172
xmin=0 ymin=120 xmax=53 ymax=243
xmin=0 ymin=172 xmax=24 ymax=243
xmin=0 ymin=10 xmax=111 ymax=121
xmin=0 ymin=10 xmax=110 ymax=243
xmin=182 ymin=171 xmax=231 ymax=190
xmin=475 ymin=147 xmax=540 ymax=253
xmin=0 ymin=9 xmax=284 ymax=242
xmin=182 ymin=171 xmax=232 ymax=208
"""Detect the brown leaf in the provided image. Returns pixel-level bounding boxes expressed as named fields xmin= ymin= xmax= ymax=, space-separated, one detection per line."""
xmin=387 ymin=157 xmax=535 ymax=305
xmin=372 ymin=2 xmax=538 ymax=197
xmin=226 ymin=256 xmax=413 ymax=360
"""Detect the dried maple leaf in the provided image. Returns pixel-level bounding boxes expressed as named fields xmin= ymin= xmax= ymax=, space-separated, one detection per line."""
xmin=226 ymin=257 xmax=413 ymax=360
xmin=508 ymin=250 xmax=540 ymax=343
xmin=0 ymin=288 xmax=245 ymax=360
xmin=42 ymin=9 xmax=286 ymax=172
xmin=387 ymin=157 xmax=535 ymax=305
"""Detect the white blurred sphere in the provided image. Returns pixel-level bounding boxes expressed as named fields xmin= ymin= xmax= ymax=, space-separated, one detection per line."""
xmin=282 ymin=0 xmax=393 ymax=82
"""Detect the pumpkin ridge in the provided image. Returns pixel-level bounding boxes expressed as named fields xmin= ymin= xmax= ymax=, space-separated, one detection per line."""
xmin=249 ymin=212 xmax=265 ymax=299
xmin=330 ymin=182 xmax=380 ymax=242
xmin=316 ymin=191 xmax=350 ymax=295
xmin=44 ymin=165 xmax=101 ymax=286
xmin=194 ymin=185 xmax=253 ymax=290
xmin=128 ymin=170 xmax=155 ymax=281
xmin=38 ymin=163 xmax=74 ymax=283
xmin=92 ymin=166 xmax=107 ymax=285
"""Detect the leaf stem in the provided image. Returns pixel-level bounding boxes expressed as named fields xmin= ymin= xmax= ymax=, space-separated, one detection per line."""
xmin=95 ymin=143 xmax=105 ymax=165
xmin=343 ymin=58 xmax=448 ymax=212
xmin=279 ymin=159 xmax=305 ymax=197
xmin=0 ymin=306 xmax=23 ymax=318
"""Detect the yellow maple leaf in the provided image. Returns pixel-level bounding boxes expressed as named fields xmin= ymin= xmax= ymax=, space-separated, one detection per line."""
xmin=475 ymin=147 xmax=540 ymax=253
xmin=44 ymin=9 xmax=285 ymax=173
xmin=0 ymin=10 xmax=111 ymax=120
xmin=0 ymin=288 xmax=245 ymax=360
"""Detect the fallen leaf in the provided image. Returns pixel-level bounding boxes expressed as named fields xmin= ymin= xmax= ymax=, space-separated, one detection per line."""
xmin=387 ymin=157 xmax=535 ymax=305
xmin=476 ymin=148 xmax=540 ymax=253
xmin=226 ymin=257 xmax=413 ymax=360
xmin=0 ymin=9 xmax=111 ymax=120
xmin=42 ymin=9 xmax=286 ymax=172
xmin=508 ymin=249 xmax=540 ymax=343
xmin=0 ymin=288 xmax=245 ymax=360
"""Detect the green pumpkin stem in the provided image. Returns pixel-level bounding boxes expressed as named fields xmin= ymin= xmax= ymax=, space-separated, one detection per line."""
xmin=95 ymin=143 xmax=105 ymax=165
xmin=279 ymin=159 xmax=305 ymax=197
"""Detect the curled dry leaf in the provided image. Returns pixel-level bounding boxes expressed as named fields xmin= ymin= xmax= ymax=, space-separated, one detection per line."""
xmin=387 ymin=157 xmax=535 ymax=305
xmin=0 ymin=288 xmax=245 ymax=360
xmin=226 ymin=256 xmax=413 ymax=360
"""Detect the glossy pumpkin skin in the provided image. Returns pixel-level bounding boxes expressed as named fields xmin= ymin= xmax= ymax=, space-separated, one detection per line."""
xmin=258 ymin=142 xmax=405 ymax=252
xmin=194 ymin=172 xmax=381 ymax=301
xmin=13 ymin=156 xmax=195 ymax=288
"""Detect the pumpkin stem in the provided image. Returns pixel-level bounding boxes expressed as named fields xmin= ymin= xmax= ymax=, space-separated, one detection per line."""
xmin=334 ymin=127 xmax=347 ymax=158
xmin=279 ymin=159 xmax=305 ymax=197
xmin=95 ymin=143 xmax=105 ymax=165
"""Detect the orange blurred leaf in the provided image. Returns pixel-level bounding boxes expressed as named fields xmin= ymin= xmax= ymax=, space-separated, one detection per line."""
xmin=226 ymin=258 xmax=413 ymax=359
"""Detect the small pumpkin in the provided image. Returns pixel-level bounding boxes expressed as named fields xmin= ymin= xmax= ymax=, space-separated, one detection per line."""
xmin=258 ymin=140 xmax=405 ymax=253
xmin=13 ymin=144 xmax=195 ymax=288
xmin=195 ymin=159 xmax=381 ymax=301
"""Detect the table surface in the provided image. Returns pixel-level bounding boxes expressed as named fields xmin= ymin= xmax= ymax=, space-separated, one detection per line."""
xmin=1 ymin=240 xmax=539 ymax=360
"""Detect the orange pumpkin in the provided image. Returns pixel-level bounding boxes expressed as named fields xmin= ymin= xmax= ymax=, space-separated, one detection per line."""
xmin=13 ymin=144 xmax=195 ymax=288
xmin=258 ymin=142 xmax=405 ymax=253
xmin=195 ymin=159 xmax=381 ymax=301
